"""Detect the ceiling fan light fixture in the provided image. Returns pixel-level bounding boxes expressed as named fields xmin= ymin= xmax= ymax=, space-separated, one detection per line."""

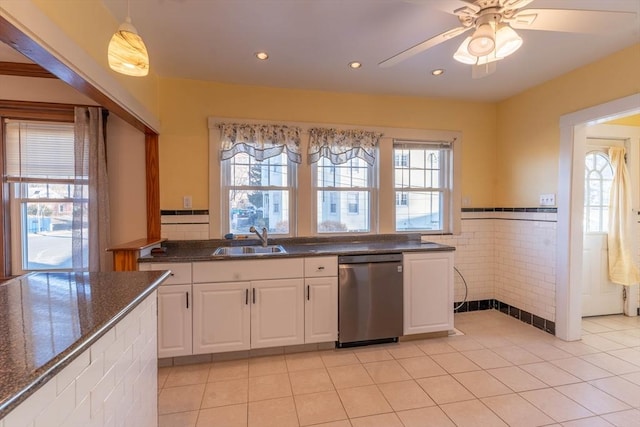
xmin=453 ymin=37 xmax=477 ymax=65
xmin=467 ymin=22 xmax=495 ymax=57
xmin=108 ymin=16 xmax=149 ymax=77
xmin=495 ymin=24 xmax=523 ymax=58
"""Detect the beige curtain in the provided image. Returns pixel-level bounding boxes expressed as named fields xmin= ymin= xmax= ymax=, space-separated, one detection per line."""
xmin=607 ymin=146 xmax=639 ymax=286
xmin=73 ymin=107 xmax=112 ymax=272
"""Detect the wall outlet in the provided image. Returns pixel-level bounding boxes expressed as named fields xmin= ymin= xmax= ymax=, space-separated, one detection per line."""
xmin=462 ymin=196 xmax=471 ymax=207
xmin=183 ymin=195 xmax=192 ymax=209
xmin=539 ymin=193 xmax=556 ymax=206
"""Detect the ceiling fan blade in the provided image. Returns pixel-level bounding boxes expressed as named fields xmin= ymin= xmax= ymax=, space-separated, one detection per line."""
xmin=472 ymin=62 xmax=497 ymax=79
xmin=500 ymin=0 xmax=535 ymax=10
xmin=379 ymin=26 xmax=471 ymax=68
xmin=509 ymin=8 xmax=638 ymax=33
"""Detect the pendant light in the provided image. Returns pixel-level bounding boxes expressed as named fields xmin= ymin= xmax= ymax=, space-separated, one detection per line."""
xmin=108 ymin=0 xmax=149 ymax=77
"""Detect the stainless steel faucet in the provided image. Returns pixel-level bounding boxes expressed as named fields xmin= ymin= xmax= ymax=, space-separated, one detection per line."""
xmin=249 ymin=226 xmax=268 ymax=247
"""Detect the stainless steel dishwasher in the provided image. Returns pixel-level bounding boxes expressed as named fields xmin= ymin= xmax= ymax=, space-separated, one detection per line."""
xmin=338 ymin=253 xmax=403 ymax=347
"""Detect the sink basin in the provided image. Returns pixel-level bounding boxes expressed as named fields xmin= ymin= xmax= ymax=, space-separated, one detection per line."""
xmin=213 ymin=245 xmax=287 ymax=256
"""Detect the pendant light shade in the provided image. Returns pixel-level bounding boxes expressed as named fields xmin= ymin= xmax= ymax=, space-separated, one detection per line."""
xmin=108 ymin=14 xmax=149 ymax=76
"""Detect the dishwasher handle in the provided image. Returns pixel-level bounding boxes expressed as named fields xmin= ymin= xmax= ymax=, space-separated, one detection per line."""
xmin=338 ymin=253 xmax=402 ymax=264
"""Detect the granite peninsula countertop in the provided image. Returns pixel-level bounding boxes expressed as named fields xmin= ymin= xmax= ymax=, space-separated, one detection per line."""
xmin=0 ymin=270 xmax=170 ymax=418
xmin=139 ymin=234 xmax=455 ymax=263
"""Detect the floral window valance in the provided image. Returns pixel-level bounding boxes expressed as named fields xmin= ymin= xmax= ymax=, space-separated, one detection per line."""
xmin=308 ymin=128 xmax=383 ymax=166
xmin=218 ymin=123 xmax=302 ymax=164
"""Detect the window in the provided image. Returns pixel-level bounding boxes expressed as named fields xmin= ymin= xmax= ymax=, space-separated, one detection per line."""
xmin=3 ymin=120 xmax=86 ymax=271
xmin=314 ymin=156 xmax=374 ymax=233
xmin=584 ymin=151 xmax=614 ymax=233
xmin=394 ymin=141 xmax=453 ymax=233
xmin=222 ymin=152 xmax=296 ymax=235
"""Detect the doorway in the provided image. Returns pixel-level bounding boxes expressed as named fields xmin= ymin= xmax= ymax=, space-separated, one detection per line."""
xmin=582 ymin=136 xmax=633 ymax=317
xmin=556 ymin=93 xmax=640 ymax=341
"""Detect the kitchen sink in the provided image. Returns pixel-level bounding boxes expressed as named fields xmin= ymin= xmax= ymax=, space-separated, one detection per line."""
xmin=213 ymin=245 xmax=287 ymax=256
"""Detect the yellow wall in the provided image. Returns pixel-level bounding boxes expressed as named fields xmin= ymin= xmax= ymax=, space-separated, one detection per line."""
xmin=496 ymin=43 xmax=640 ymax=206
xmin=31 ymin=0 xmax=160 ymax=120
xmin=607 ymin=114 xmax=640 ymax=126
xmin=158 ymin=79 xmax=496 ymax=235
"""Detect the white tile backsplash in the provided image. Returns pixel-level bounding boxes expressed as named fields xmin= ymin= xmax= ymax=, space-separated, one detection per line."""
xmin=428 ymin=210 xmax=558 ymax=322
xmin=493 ymin=214 xmax=557 ymax=322
xmin=161 ymin=214 xmax=210 ymax=240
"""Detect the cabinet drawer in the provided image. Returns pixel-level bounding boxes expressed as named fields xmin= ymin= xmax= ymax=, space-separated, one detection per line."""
xmin=193 ymin=258 xmax=304 ymax=283
xmin=304 ymin=256 xmax=338 ymax=277
xmin=139 ymin=262 xmax=192 ymax=285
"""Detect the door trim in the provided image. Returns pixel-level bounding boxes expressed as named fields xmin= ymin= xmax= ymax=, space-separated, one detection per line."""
xmin=557 ymin=93 xmax=640 ymax=341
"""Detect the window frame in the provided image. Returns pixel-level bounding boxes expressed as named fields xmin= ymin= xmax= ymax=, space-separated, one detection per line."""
xmin=393 ymin=139 xmax=457 ymax=234
xmin=220 ymin=148 xmax=298 ymax=238
xmin=209 ymin=117 xmax=461 ymax=238
xmin=2 ymin=117 xmax=83 ymax=274
xmin=1 ymin=104 xmax=76 ymax=277
xmin=583 ymin=149 xmax=614 ymax=234
xmin=311 ymin=155 xmax=378 ymax=235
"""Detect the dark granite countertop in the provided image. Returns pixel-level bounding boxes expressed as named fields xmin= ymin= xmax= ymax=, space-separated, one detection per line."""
xmin=0 ymin=270 xmax=170 ymax=419
xmin=139 ymin=234 xmax=455 ymax=263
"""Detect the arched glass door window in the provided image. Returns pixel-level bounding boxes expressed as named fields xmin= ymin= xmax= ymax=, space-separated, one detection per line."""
xmin=584 ymin=151 xmax=614 ymax=233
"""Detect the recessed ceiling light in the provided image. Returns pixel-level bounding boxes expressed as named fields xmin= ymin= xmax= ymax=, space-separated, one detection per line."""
xmin=432 ymin=69 xmax=445 ymax=76
xmin=348 ymin=61 xmax=362 ymax=69
xmin=255 ymin=52 xmax=269 ymax=60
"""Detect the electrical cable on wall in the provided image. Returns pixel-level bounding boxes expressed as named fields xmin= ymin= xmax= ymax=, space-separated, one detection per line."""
xmin=454 ymin=266 xmax=468 ymax=311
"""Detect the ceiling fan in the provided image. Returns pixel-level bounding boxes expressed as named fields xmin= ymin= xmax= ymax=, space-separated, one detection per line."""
xmin=379 ymin=0 xmax=636 ymax=78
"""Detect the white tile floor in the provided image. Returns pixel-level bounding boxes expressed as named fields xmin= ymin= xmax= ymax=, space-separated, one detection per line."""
xmin=158 ymin=311 xmax=640 ymax=427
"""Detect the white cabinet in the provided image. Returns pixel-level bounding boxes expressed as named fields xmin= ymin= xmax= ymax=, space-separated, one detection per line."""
xmin=192 ymin=259 xmax=305 ymax=354
xmin=140 ymin=262 xmax=193 ymax=357
xmin=251 ymin=279 xmax=305 ymax=348
xmin=158 ymin=284 xmax=193 ymax=357
xmin=403 ymin=251 xmax=454 ymax=335
xmin=304 ymin=257 xmax=338 ymax=343
xmin=193 ymin=282 xmax=250 ymax=353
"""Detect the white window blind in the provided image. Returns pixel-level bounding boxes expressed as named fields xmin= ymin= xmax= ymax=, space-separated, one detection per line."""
xmin=5 ymin=120 xmax=78 ymax=181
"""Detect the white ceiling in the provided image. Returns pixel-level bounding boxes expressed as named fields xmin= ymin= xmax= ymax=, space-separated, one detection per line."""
xmin=3 ymin=1 xmax=639 ymax=103
xmin=97 ymin=0 xmax=640 ymax=102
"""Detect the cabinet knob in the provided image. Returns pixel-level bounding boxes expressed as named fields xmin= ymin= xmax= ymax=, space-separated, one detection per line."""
xmin=317 ymin=266 xmax=325 ymax=270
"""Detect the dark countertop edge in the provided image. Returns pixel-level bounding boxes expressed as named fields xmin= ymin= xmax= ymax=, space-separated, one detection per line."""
xmin=0 ymin=270 xmax=171 ymax=419
xmin=139 ymin=242 xmax=455 ymax=263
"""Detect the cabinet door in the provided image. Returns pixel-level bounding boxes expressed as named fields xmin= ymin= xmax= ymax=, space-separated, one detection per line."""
xmin=193 ymin=282 xmax=251 ymax=354
xmin=251 ymin=279 xmax=304 ymax=348
xmin=304 ymin=277 xmax=338 ymax=343
xmin=403 ymin=252 xmax=454 ymax=335
xmin=157 ymin=284 xmax=192 ymax=358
